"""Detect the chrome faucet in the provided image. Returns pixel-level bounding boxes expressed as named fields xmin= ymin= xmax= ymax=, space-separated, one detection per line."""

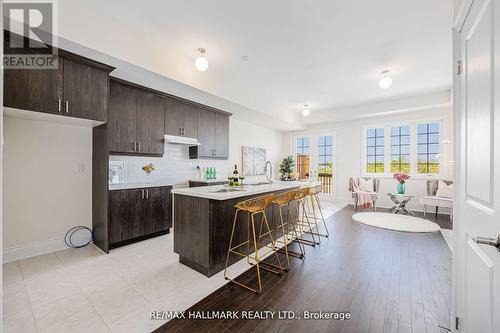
xmin=264 ymin=161 xmax=273 ymax=183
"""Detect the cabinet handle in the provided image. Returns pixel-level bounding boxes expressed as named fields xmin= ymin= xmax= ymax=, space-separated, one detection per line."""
xmin=58 ymin=99 xmax=62 ymax=112
xmin=137 ymin=142 xmax=141 ymax=152
xmin=146 ymin=189 xmax=149 ymax=199
xmin=182 ymin=128 xmax=185 ymax=136
xmin=214 ymin=149 xmax=216 ymax=156
xmin=141 ymin=189 xmax=144 ymax=199
xmin=133 ymin=142 xmax=137 ymax=151
xmin=65 ymin=101 xmax=69 ymax=114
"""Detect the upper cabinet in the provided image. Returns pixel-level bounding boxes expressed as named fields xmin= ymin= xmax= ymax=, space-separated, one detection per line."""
xmin=62 ymin=58 xmax=109 ymax=121
xmin=4 ymin=54 xmax=113 ymax=122
xmin=164 ymin=98 xmax=198 ymax=138
xmin=190 ymin=110 xmax=230 ymax=159
xmin=108 ymin=79 xmax=165 ymax=156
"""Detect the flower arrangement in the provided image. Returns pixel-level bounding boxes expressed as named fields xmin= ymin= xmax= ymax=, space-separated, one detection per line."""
xmin=393 ymin=172 xmax=410 ymax=194
xmin=393 ymin=172 xmax=410 ymax=184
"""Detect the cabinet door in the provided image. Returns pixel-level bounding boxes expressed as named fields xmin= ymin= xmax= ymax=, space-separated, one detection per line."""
xmin=214 ymin=113 xmax=230 ymax=158
xmin=132 ymin=189 xmax=147 ymax=238
xmin=181 ymin=104 xmax=198 ymax=138
xmin=164 ymin=98 xmax=183 ymax=136
xmin=63 ymin=58 xmax=109 ymax=121
xmin=137 ymin=91 xmax=165 ymax=155
xmin=108 ymin=189 xmax=135 ymax=243
xmin=197 ymin=110 xmax=215 ymax=157
xmin=147 ymin=186 xmax=172 ymax=233
xmin=4 ymin=61 xmax=63 ymax=114
xmin=108 ymin=82 xmax=138 ymax=153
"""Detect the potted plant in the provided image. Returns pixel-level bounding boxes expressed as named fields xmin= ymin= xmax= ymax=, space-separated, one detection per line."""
xmin=279 ymin=156 xmax=296 ymax=181
xmin=393 ymin=172 xmax=410 ymax=194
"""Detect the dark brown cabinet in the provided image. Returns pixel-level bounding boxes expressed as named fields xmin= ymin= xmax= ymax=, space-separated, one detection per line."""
xmin=4 ymin=55 xmax=112 ymax=122
xmin=214 ymin=112 xmax=230 ymax=158
xmin=108 ymin=186 xmax=172 ymax=247
xmin=62 ymin=58 xmax=109 ymax=121
xmin=164 ymin=98 xmax=198 ymax=138
xmin=108 ymin=79 xmax=165 ymax=156
xmin=4 ymin=66 xmax=63 ymax=115
xmin=190 ymin=110 xmax=230 ymax=159
xmin=137 ymin=91 xmax=165 ymax=155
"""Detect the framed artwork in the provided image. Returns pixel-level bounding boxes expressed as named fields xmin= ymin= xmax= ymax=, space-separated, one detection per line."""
xmin=242 ymin=146 xmax=267 ymax=176
xmin=109 ymin=161 xmax=127 ymax=184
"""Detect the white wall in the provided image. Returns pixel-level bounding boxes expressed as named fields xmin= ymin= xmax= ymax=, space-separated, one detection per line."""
xmin=110 ymin=117 xmax=286 ymax=185
xmin=284 ymin=106 xmax=454 ymax=210
xmin=3 ymin=117 xmax=92 ymax=262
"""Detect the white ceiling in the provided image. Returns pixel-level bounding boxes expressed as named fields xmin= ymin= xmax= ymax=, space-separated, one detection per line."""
xmin=59 ymin=0 xmax=453 ymax=130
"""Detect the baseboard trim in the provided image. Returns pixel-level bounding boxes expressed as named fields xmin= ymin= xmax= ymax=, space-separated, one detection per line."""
xmin=3 ymin=232 xmax=91 ymax=263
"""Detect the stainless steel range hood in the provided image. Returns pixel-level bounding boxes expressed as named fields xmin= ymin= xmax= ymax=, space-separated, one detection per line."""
xmin=164 ymin=134 xmax=200 ymax=146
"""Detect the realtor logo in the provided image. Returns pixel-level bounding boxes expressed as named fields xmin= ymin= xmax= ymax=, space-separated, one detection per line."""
xmin=3 ymin=0 xmax=58 ymax=69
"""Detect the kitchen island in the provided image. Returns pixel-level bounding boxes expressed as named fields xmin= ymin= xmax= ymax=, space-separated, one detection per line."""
xmin=171 ymin=181 xmax=309 ymax=277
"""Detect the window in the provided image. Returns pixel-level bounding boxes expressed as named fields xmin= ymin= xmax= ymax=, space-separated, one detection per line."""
xmin=417 ymin=123 xmax=440 ymax=173
xmin=318 ymin=136 xmax=333 ymax=193
xmin=366 ymin=128 xmax=385 ymax=173
xmin=295 ymin=137 xmax=310 ymax=180
xmin=390 ymin=125 xmax=411 ymax=173
xmin=363 ymin=120 xmax=444 ymax=176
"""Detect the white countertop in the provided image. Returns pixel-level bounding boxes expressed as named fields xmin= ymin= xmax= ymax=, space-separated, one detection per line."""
xmin=171 ymin=181 xmax=321 ymax=200
xmin=109 ymin=180 xmax=185 ymax=191
xmin=188 ymin=179 xmax=229 ymax=183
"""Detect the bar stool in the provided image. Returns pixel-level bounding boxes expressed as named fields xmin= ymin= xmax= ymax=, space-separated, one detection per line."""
xmin=271 ymin=190 xmax=305 ymax=270
xmin=293 ymin=187 xmax=319 ymax=247
xmin=224 ymin=194 xmax=283 ymax=294
xmin=305 ymin=184 xmax=330 ymax=239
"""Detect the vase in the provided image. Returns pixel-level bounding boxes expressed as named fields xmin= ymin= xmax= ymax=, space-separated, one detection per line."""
xmin=397 ymin=182 xmax=406 ymax=194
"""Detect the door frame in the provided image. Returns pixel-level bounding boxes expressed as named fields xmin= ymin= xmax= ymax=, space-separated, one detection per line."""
xmin=290 ymin=131 xmax=337 ymax=201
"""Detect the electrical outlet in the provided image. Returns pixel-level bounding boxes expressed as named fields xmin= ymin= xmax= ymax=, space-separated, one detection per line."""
xmin=75 ymin=163 xmax=85 ymax=173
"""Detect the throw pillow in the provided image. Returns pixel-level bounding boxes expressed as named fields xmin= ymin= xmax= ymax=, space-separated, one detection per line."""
xmin=436 ymin=180 xmax=453 ymax=198
xmin=358 ymin=178 xmax=374 ymax=192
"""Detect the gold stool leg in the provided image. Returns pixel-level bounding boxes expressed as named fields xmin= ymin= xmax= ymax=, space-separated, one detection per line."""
xmin=224 ymin=209 xmax=240 ymax=280
xmin=288 ymin=202 xmax=305 ymax=258
xmin=278 ymin=204 xmax=291 ymax=270
xmin=301 ymin=198 xmax=318 ymax=246
xmin=263 ymin=211 xmax=284 ymax=273
xmin=310 ymin=196 xmax=321 ymax=245
xmin=314 ymin=194 xmax=330 ymax=237
xmin=250 ymin=213 xmax=262 ymax=293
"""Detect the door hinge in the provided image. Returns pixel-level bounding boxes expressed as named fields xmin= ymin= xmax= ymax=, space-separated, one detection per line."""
xmin=457 ymin=60 xmax=463 ymax=76
xmin=456 ymin=316 xmax=460 ymax=330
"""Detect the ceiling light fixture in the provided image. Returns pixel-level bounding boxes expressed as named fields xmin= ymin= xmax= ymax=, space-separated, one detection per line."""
xmin=302 ymin=105 xmax=311 ymax=117
xmin=195 ymin=48 xmax=208 ymax=72
xmin=379 ymin=70 xmax=392 ymax=89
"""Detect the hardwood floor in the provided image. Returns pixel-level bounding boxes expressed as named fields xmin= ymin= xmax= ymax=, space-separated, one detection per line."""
xmin=155 ymin=206 xmax=452 ymax=333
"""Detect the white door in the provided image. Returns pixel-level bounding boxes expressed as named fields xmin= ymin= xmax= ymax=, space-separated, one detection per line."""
xmin=454 ymin=0 xmax=500 ymax=331
xmin=293 ymin=133 xmax=336 ymax=201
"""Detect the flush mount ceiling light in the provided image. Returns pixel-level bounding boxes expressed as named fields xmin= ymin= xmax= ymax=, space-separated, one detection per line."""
xmin=379 ymin=70 xmax=392 ymax=89
xmin=302 ymin=105 xmax=311 ymax=117
xmin=194 ymin=48 xmax=208 ymax=72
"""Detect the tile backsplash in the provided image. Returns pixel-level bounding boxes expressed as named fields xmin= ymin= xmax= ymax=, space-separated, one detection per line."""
xmin=110 ymin=144 xmax=233 ymax=185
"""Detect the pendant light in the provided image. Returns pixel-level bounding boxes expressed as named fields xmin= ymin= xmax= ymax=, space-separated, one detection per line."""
xmin=302 ymin=105 xmax=311 ymax=117
xmin=379 ymin=70 xmax=392 ymax=89
xmin=195 ymin=48 xmax=208 ymax=72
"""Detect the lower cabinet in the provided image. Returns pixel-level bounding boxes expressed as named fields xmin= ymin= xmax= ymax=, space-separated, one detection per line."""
xmin=108 ymin=186 xmax=172 ymax=246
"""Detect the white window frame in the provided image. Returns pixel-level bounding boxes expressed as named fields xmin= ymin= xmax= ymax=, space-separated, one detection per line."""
xmin=361 ymin=118 xmax=446 ymax=179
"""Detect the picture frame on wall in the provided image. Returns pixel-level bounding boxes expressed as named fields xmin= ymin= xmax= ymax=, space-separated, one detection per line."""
xmin=242 ymin=146 xmax=267 ymax=176
xmin=109 ymin=161 xmax=127 ymax=184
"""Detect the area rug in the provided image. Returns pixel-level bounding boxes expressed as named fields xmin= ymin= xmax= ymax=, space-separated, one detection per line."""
xmin=352 ymin=212 xmax=440 ymax=233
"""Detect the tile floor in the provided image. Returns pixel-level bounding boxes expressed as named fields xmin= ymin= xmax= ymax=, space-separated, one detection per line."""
xmin=2 ymin=201 xmax=345 ymax=333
